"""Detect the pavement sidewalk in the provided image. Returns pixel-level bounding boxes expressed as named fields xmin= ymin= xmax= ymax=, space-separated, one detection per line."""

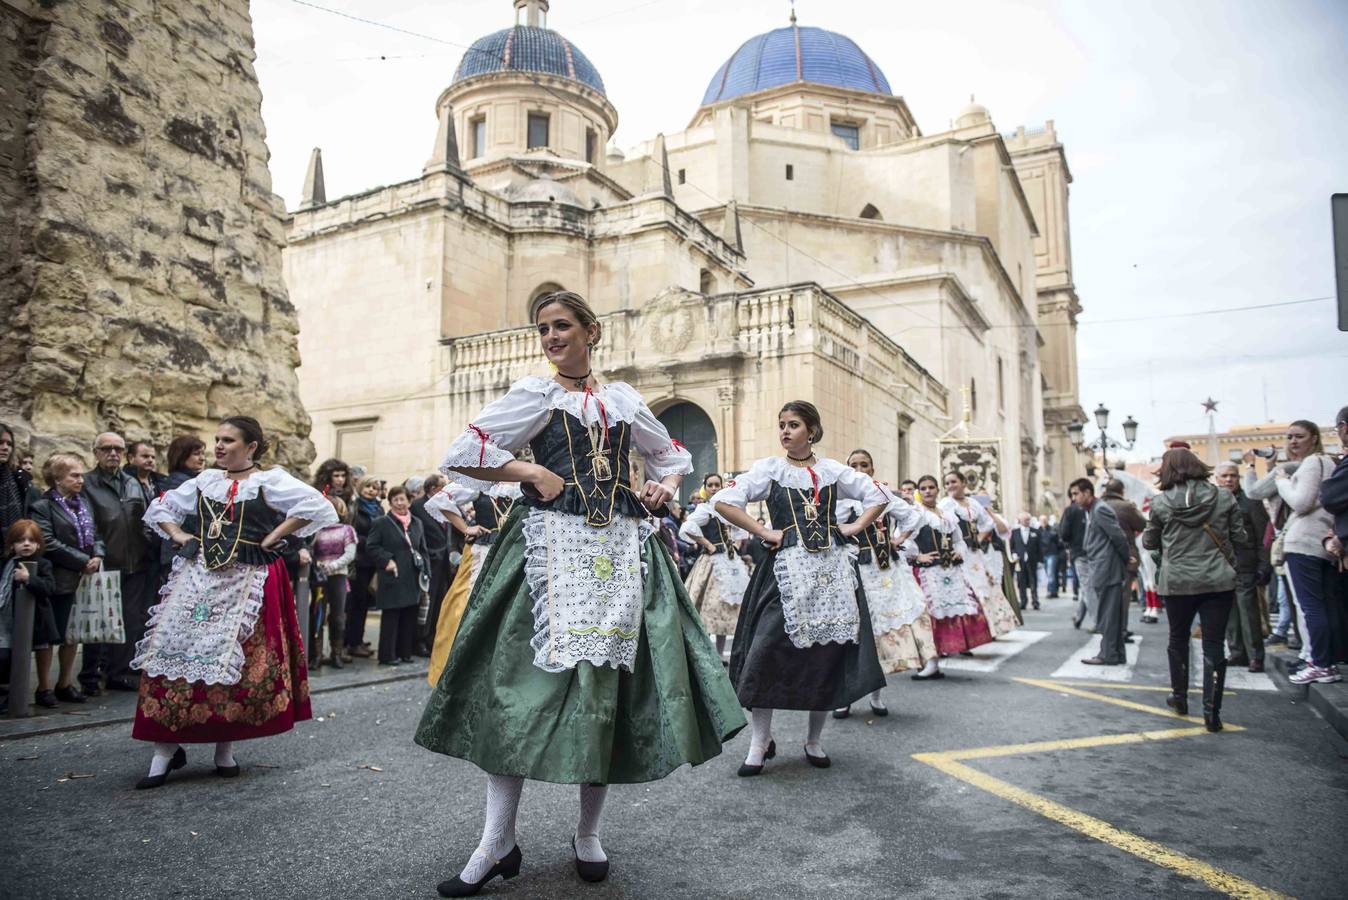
xmin=1 ymin=612 xmax=428 ymax=742
xmin=1267 ymin=649 xmax=1348 ymax=742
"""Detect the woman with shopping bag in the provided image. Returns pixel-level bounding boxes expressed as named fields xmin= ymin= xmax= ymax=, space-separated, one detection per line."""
xmin=130 ymin=417 xmax=336 ymax=789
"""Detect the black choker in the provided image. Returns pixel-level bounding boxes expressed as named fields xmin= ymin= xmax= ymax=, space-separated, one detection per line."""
xmin=787 ymin=451 xmax=816 ymax=462
xmin=226 ymin=464 xmax=256 ymax=474
xmin=556 ymin=368 xmax=591 ymax=390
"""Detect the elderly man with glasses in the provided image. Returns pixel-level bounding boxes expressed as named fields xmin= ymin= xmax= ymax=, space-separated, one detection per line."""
xmin=79 ymin=432 xmax=153 ymax=694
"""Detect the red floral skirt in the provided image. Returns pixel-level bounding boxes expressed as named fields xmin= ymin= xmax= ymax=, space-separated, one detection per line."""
xmin=132 ymin=558 xmax=311 ymax=743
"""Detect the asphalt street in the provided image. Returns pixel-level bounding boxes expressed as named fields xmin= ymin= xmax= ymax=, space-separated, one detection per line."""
xmin=3 ymin=592 xmax=1345 ymax=900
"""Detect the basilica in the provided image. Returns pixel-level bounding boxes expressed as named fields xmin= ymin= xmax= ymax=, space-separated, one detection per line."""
xmin=283 ymin=0 xmax=1086 ymax=512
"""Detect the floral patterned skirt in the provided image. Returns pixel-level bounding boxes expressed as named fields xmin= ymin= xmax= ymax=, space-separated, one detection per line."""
xmin=132 ymin=558 xmax=311 ymax=743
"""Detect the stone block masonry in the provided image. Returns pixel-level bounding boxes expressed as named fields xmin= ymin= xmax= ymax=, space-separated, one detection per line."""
xmin=0 ymin=0 xmax=314 ymax=469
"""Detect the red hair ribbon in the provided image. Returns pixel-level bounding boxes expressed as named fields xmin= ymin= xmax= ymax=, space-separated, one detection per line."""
xmin=322 ymin=485 xmax=330 ymax=497
xmin=468 ymin=424 xmax=491 ymax=466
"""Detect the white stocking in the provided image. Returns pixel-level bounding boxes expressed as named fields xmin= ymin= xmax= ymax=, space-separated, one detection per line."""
xmin=575 ymin=784 xmax=608 ymax=863
xmin=917 ymin=658 xmax=940 ymax=677
xmin=147 ymin=742 xmax=178 ymax=777
xmin=214 ymin=741 xmax=235 ymax=768
xmin=805 ymin=710 xmax=828 ymax=758
xmin=870 ymin=689 xmax=886 ymax=710
xmin=459 ymin=774 xmax=524 ymax=883
xmin=744 ymin=708 xmax=774 ymax=765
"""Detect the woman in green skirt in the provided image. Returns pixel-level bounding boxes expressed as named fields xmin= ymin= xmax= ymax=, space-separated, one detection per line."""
xmin=416 ymin=291 xmax=745 ymax=897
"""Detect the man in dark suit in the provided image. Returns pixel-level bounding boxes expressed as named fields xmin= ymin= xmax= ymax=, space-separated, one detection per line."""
xmin=1009 ymin=512 xmax=1041 ymax=610
xmin=1076 ymin=478 xmax=1131 ymax=666
xmin=1038 ymin=518 xmax=1063 ymax=598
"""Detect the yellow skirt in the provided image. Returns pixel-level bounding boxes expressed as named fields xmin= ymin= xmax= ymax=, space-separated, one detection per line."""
xmin=427 ymin=543 xmax=479 ymax=687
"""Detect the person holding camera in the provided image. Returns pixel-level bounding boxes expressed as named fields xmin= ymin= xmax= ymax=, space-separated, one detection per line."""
xmin=364 ymin=484 xmax=429 ymax=666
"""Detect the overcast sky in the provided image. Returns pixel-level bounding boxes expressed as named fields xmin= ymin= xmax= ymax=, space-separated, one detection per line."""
xmin=251 ymin=0 xmax=1348 ymax=459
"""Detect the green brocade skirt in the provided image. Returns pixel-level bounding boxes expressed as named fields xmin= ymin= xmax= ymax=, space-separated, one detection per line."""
xmin=414 ymin=506 xmax=747 ymax=784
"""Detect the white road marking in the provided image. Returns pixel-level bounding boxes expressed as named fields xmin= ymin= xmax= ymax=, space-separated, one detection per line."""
xmin=1049 ymin=635 xmax=1142 ymax=682
xmin=1189 ymin=639 xmax=1278 ymax=692
xmin=941 ymin=629 xmax=1051 ymax=672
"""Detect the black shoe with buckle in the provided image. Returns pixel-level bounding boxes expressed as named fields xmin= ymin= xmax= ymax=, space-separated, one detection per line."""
xmin=135 ymin=747 xmax=187 ymax=790
xmin=437 ymin=845 xmax=522 ymax=897
xmin=571 ymin=835 xmax=610 ymax=883
xmin=737 ymin=740 xmax=776 ymax=777
xmin=54 ymin=685 xmax=87 ymax=703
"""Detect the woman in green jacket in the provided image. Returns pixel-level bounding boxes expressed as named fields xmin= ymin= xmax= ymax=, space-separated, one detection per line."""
xmin=1143 ymin=448 xmax=1248 ymax=732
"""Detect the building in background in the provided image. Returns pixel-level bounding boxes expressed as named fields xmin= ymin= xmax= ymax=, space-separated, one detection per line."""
xmin=1162 ymin=421 xmax=1342 ymax=475
xmin=283 ymin=1 xmax=1087 ymax=511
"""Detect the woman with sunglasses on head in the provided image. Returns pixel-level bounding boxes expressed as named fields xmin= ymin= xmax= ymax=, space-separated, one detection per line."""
xmin=714 ymin=403 xmax=889 ymax=776
xmin=416 ymin=291 xmax=744 ymax=897
xmin=908 ymin=475 xmax=994 ymax=660
xmin=133 ymin=416 xmax=336 ymax=789
xmin=832 ymin=449 xmax=936 ymax=717
xmin=679 ymin=471 xmax=751 ymax=659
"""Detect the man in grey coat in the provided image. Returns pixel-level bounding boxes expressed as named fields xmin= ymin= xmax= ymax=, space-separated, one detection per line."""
xmin=1074 ymin=478 xmax=1132 ymax=665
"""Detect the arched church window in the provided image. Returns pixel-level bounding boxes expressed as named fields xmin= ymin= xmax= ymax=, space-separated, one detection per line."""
xmin=656 ymin=402 xmax=718 ymax=505
xmin=529 ymin=281 xmax=566 ymax=317
xmin=859 ymin=203 xmax=882 ymax=220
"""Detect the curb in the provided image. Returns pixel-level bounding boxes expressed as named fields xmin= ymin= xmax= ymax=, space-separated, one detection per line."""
xmin=0 ymin=667 xmax=429 ymax=744
xmin=1268 ymin=650 xmax=1348 ymax=742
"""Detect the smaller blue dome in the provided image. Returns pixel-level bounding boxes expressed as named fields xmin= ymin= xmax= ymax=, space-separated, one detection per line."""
xmin=453 ymin=25 xmax=606 ymax=96
xmin=701 ymin=25 xmax=891 ymax=106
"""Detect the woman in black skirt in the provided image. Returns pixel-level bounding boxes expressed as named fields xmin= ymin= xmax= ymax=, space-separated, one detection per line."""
xmin=714 ymin=401 xmax=889 ymax=775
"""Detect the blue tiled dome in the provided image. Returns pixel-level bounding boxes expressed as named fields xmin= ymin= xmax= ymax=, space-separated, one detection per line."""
xmin=453 ymin=26 xmax=605 ymax=96
xmin=701 ymin=25 xmax=890 ymax=106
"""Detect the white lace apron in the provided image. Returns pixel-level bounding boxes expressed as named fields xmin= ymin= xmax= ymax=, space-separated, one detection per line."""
xmin=708 ymin=552 xmax=750 ymax=606
xmin=523 ymin=509 xmax=654 ymax=673
xmin=773 ymin=544 xmax=860 ymax=648
xmin=130 ymin=556 xmax=268 ymax=686
xmin=858 ymin=560 xmax=927 ymax=632
xmin=917 ymin=564 xmax=980 ymax=620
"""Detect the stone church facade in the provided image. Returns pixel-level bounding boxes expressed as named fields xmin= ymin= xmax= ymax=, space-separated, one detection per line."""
xmin=285 ymin=1 xmax=1086 ymax=511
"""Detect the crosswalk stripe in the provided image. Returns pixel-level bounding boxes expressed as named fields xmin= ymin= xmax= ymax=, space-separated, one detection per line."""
xmin=941 ymin=630 xmax=1051 ymax=672
xmin=1189 ymin=639 xmax=1277 ymax=692
xmin=1049 ymin=635 xmax=1142 ymax=682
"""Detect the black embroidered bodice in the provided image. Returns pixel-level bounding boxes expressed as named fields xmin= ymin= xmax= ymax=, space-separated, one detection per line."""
xmin=195 ymin=489 xmax=285 ymax=570
xmin=912 ymin=521 xmax=956 ymax=568
xmin=952 ymin=502 xmax=996 ymax=552
xmin=472 ymin=493 xmax=513 ymax=545
xmin=847 ymin=507 xmax=891 ymax=568
xmin=523 ymin=410 xmax=646 ymax=527
xmin=707 ymin=514 xmax=738 ymax=557
xmin=765 ymin=481 xmax=842 ymax=552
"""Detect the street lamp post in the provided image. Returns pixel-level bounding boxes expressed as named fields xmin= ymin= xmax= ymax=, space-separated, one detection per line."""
xmin=1069 ymin=403 xmax=1139 ymax=475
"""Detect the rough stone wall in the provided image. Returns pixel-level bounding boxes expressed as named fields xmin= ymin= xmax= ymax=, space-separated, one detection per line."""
xmin=0 ymin=0 xmax=313 ymax=469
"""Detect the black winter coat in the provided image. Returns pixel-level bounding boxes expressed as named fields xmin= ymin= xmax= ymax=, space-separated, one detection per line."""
xmin=353 ymin=502 xmax=383 ymax=567
xmin=1058 ymin=503 xmax=1087 ymax=556
xmin=82 ymin=466 xmax=148 ymax=573
xmin=1322 ymin=455 xmax=1348 ymax=544
xmin=365 ymin=515 xmax=429 ymax=610
xmin=30 ymin=495 xmax=107 ymax=594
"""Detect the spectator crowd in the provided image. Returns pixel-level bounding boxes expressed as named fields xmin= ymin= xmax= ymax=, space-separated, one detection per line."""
xmin=2 ymin=408 xmax=1346 ymax=715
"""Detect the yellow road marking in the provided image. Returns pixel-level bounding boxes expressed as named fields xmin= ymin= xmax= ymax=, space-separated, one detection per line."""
xmin=1047 ymin=679 xmax=1236 ymax=696
xmin=913 ymin=753 xmax=1291 ymax=900
xmin=1013 ymin=677 xmax=1247 ymax=727
xmin=909 ymin=675 xmax=1282 ymax=898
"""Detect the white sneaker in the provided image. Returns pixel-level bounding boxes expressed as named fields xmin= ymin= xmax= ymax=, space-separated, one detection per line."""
xmin=1289 ymin=665 xmax=1341 ymax=685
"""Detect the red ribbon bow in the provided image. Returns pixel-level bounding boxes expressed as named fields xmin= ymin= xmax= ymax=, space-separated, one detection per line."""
xmin=806 ymin=466 xmax=820 ymax=506
xmin=468 ymin=424 xmax=491 ymax=466
xmin=582 ymin=387 xmax=609 ymax=435
xmin=225 ymin=479 xmax=240 ymax=521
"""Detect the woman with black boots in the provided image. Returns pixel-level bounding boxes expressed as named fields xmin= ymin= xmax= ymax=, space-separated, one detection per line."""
xmin=1143 ymin=447 xmax=1248 ymax=731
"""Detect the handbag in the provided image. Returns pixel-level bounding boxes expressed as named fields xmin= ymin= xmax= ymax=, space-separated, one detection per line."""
xmin=64 ymin=566 xmax=125 ymax=644
xmin=1200 ymin=503 xmax=1237 ymax=572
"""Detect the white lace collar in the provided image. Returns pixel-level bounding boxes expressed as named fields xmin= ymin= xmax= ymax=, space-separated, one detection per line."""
xmin=194 ymin=467 xmax=297 ymax=501
xmin=513 ymin=375 xmax=644 ymax=424
xmin=755 ymin=455 xmax=849 ymax=489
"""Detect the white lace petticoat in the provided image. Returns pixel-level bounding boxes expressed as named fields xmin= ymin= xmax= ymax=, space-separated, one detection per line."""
xmin=772 ymin=544 xmax=860 ymax=648
xmin=130 ymin=555 xmax=268 ymax=686
xmin=857 ymin=560 xmax=927 ymax=633
xmin=916 ymin=564 xmax=981 ymax=620
xmin=523 ymin=509 xmax=654 ymax=674
xmin=707 ymin=552 xmax=750 ymax=606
